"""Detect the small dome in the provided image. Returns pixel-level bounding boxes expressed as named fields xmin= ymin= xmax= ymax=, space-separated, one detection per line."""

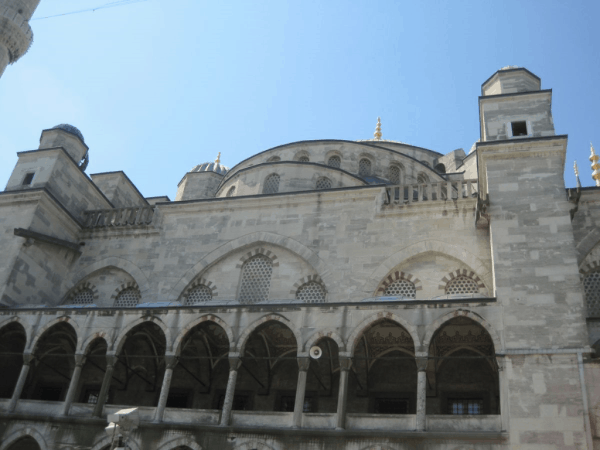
xmin=190 ymin=162 xmax=229 ymax=175
xmin=52 ymin=124 xmax=84 ymax=143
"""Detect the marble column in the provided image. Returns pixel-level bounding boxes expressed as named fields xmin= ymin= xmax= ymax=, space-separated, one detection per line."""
xmin=496 ymin=355 xmax=509 ymax=432
xmin=62 ymin=353 xmax=86 ymax=415
xmin=154 ymin=355 xmax=178 ymax=422
xmin=93 ymin=354 xmax=117 ymax=417
xmin=335 ymin=357 xmax=352 ymax=430
xmin=8 ymin=353 xmax=34 ymax=413
xmin=293 ymin=357 xmax=311 ymax=428
xmin=220 ymin=356 xmax=242 ymax=426
xmin=415 ymin=356 xmax=428 ymax=431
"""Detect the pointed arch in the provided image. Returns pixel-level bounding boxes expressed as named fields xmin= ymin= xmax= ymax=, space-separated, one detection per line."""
xmin=81 ymin=333 xmax=110 ymax=355
xmin=346 ymin=311 xmax=420 ymax=355
xmin=157 ymin=436 xmax=203 ymax=450
xmin=304 ymin=329 xmax=345 ymax=353
xmin=113 ymin=316 xmax=171 ymax=354
xmin=363 ymin=239 xmax=492 ymax=295
xmin=173 ymin=314 xmax=234 ymax=355
xmin=236 ymin=314 xmax=300 ymax=354
xmin=28 ymin=316 xmax=80 ymax=353
xmin=0 ymin=316 xmax=31 ymax=349
xmin=0 ymin=428 xmax=48 ymax=450
xmin=576 ymin=229 xmax=600 ymax=265
xmin=89 ymin=435 xmax=140 ymax=450
xmin=168 ymin=231 xmax=334 ymax=301
xmin=422 ymin=309 xmax=502 ymax=352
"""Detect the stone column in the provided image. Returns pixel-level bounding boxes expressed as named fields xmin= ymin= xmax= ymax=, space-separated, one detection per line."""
xmin=335 ymin=357 xmax=352 ymax=430
xmin=415 ymin=356 xmax=428 ymax=431
xmin=154 ymin=355 xmax=178 ymax=423
xmin=293 ymin=357 xmax=311 ymax=428
xmin=220 ymin=356 xmax=242 ymax=426
xmin=62 ymin=353 xmax=86 ymax=416
xmin=93 ymin=355 xmax=117 ymax=417
xmin=496 ymin=355 xmax=509 ymax=432
xmin=8 ymin=353 xmax=34 ymax=413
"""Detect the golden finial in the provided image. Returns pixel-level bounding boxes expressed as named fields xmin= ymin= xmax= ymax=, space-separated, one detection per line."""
xmin=590 ymin=143 xmax=600 ymax=187
xmin=215 ymin=152 xmax=221 ymax=164
xmin=374 ymin=117 xmax=382 ymax=141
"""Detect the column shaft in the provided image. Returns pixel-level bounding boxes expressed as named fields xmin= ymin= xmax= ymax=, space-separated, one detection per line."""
xmin=335 ymin=357 xmax=352 ymax=430
xmin=8 ymin=354 xmax=33 ymax=413
xmin=154 ymin=355 xmax=177 ymax=423
xmin=93 ymin=355 xmax=116 ymax=417
xmin=220 ymin=357 xmax=242 ymax=426
xmin=415 ymin=356 xmax=428 ymax=431
xmin=293 ymin=357 xmax=310 ymax=428
xmin=62 ymin=354 xmax=86 ymax=416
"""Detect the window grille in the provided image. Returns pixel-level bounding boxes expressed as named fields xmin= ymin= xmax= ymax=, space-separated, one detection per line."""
xmin=114 ymin=287 xmax=141 ymax=307
xmin=327 ymin=156 xmax=341 ymax=168
xmin=185 ymin=285 xmax=213 ymax=305
xmin=384 ymin=279 xmax=416 ymax=298
xmin=448 ymin=399 xmax=483 ymax=415
xmin=389 ymin=166 xmax=400 ymax=184
xmin=298 ymin=156 xmax=309 ymax=162
xmin=315 ymin=177 xmax=332 ymax=190
xmin=296 ymin=281 xmax=326 ymax=303
xmin=238 ymin=255 xmax=273 ymax=303
xmin=445 ymin=276 xmax=479 ymax=295
xmin=267 ymin=156 xmax=280 ymax=162
xmin=584 ymin=272 xmax=600 ymax=316
xmin=70 ymin=288 xmax=94 ymax=305
xmin=263 ymin=174 xmax=280 ymax=194
xmin=226 ymin=186 xmax=236 ymax=197
xmin=359 ymin=158 xmax=371 ymax=176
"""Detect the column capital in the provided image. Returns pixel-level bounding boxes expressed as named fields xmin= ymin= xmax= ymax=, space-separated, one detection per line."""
xmin=415 ymin=356 xmax=428 ymax=372
xmin=297 ymin=357 xmax=311 ymax=371
xmin=339 ymin=357 xmax=352 ymax=371
xmin=22 ymin=353 xmax=34 ymax=365
xmin=105 ymin=354 xmax=118 ymax=367
xmin=74 ymin=353 xmax=86 ymax=367
xmin=165 ymin=354 xmax=178 ymax=369
xmin=495 ymin=354 xmax=506 ymax=372
xmin=229 ymin=356 xmax=242 ymax=371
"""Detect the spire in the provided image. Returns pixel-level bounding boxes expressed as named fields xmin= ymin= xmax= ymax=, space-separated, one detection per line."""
xmin=215 ymin=152 xmax=221 ymax=164
xmin=590 ymin=143 xmax=600 ymax=187
xmin=374 ymin=117 xmax=382 ymax=141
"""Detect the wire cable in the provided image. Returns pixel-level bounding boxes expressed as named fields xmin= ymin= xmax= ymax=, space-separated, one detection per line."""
xmin=31 ymin=0 xmax=149 ymax=21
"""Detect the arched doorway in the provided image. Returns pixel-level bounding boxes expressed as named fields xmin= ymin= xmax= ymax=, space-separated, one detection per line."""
xmin=427 ymin=316 xmax=499 ymax=415
xmin=0 ymin=322 xmax=26 ymax=398
xmin=75 ymin=338 xmax=108 ymax=406
xmin=4 ymin=436 xmax=41 ymax=450
xmin=348 ymin=319 xmax=417 ymax=414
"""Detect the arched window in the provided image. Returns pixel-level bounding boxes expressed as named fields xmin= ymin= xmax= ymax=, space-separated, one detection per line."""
xmin=263 ymin=174 xmax=280 ymax=194
xmin=389 ymin=165 xmax=401 ymax=184
xmin=584 ymin=272 xmax=600 ymax=317
xmin=434 ymin=163 xmax=446 ymax=173
xmin=417 ymin=173 xmax=429 ymax=184
xmin=296 ymin=281 xmax=326 ymax=303
xmin=384 ymin=279 xmax=416 ymax=298
xmin=69 ymin=288 xmax=94 ymax=305
xmin=185 ymin=284 xmax=213 ymax=305
xmin=267 ymin=156 xmax=280 ymax=162
xmin=238 ymin=255 xmax=273 ymax=303
xmin=226 ymin=186 xmax=236 ymax=197
xmin=316 ymin=177 xmax=332 ymax=190
xmin=298 ymin=156 xmax=310 ymax=162
xmin=445 ymin=276 xmax=479 ymax=295
xmin=359 ymin=158 xmax=372 ymax=176
xmin=114 ymin=287 xmax=141 ymax=307
xmin=327 ymin=155 xmax=341 ymax=168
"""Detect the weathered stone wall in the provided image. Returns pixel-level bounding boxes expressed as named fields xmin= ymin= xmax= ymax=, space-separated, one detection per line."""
xmin=90 ymin=172 xmax=148 ymax=208
xmin=176 ymin=171 xmax=224 ymax=201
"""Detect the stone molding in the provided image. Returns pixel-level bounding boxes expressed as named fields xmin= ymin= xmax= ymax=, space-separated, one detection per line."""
xmin=438 ymin=269 xmax=487 ymax=293
xmin=375 ymin=270 xmax=422 ymax=296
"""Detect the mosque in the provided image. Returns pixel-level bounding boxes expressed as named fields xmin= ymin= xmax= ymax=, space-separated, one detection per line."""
xmin=2 ymin=2 xmax=600 ymax=450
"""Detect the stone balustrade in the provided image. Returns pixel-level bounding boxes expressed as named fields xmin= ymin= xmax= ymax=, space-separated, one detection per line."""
xmin=83 ymin=206 xmax=155 ymax=228
xmin=384 ymin=179 xmax=479 ymax=205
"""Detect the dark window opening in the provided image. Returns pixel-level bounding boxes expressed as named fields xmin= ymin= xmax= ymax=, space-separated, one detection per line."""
xmin=217 ymin=393 xmax=251 ymax=411
xmin=277 ymin=394 xmax=316 ymax=412
xmin=35 ymin=386 xmax=63 ymax=401
xmin=83 ymin=389 xmax=100 ymax=404
xmin=374 ymin=398 xmax=409 ymax=414
xmin=166 ymin=391 xmax=191 ymax=409
xmin=22 ymin=173 xmax=35 ymax=185
xmin=511 ymin=121 xmax=528 ymax=137
xmin=448 ymin=398 xmax=483 ymax=415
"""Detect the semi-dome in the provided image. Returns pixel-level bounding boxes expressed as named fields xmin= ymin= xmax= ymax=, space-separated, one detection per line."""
xmin=51 ymin=124 xmax=85 ymax=143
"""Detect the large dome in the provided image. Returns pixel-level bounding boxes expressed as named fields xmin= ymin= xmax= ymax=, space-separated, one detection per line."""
xmin=190 ymin=161 xmax=229 ymax=175
xmin=52 ymin=124 xmax=85 ymax=143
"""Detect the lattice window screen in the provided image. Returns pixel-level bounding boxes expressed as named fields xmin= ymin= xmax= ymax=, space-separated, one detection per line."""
xmin=384 ymin=279 xmax=416 ymax=298
xmin=263 ymin=174 xmax=280 ymax=194
xmin=584 ymin=272 xmax=600 ymax=317
xmin=359 ymin=159 xmax=372 ymax=176
xmin=114 ymin=288 xmax=141 ymax=307
xmin=298 ymin=156 xmax=309 ymax=162
xmin=316 ymin=177 xmax=332 ymax=190
xmin=296 ymin=281 xmax=326 ymax=303
xmin=445 ymin=276 xmax=479 ymax=295
xmin=226 ymin=186 xmax=236 ymax=197
xmin=186 ymin=285 xmax=213 ymax=305
xmin=238 ymin=255 xmax=273 ymax=303
xmin=389 ymin=166 xmax=400 ymax=184
xmin=327 ymin=156 xmax=341 ymax=168
xmin=70 ymin=289 xmax=94 ymax=305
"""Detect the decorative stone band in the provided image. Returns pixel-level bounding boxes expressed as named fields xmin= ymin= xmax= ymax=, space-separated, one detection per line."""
xmin=376 ymin=271 xmax=422 ymax=295
xmin=235 ymin=248 xmax=279 ymax=268
xmin=83 ymin=207 xmax=155 ymax=228
xmin=0 ymin=6 xmax=34 ymax=63
xmin=384 ymin=179 xmax=478 ymax=205
xmin=438 ymin=269 xmax=486 ymax=292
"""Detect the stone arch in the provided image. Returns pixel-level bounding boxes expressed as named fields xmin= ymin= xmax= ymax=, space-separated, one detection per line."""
xmin=294 ymin=150 xmax=310 ymax=161
xmin=168 ymin=232 xmax=333 ymax=301
xmin=576 ymin=230 xmax=600 ymax=265
xmin=0 ymin=316 xmax=31 ymax=349
xmin=363 ymin=240 xmax=491 ymax=295
xmin=110 ymin=281 xmax=141 ymax=304
xmin=179 ymin=277 xmax=219 ymax=303
xmin=375 ymin=270 xmax=421 ymax=296
xmin=64 ymin=257 xmax=151 ymax=300
xmin=236 ymin=314 xmax=300 ymax=354
xmin=173 ymin=314 xmax=235 ymax=355
xmin=62 ymin=281 xmax=99 ymax=305
xmin=28 ymin=316 xmax=80 ymax=353
xmin=346 ymin=311 xmax=420 ymax=355
xmin=439 ymin=269 xmax=488 ymax=294
xmin=113 ymin=316 xmax=172 ymax=354
xmin=236 ymin=247 xmax=279 ymax=268
xmin=422 ymin=309 xmax=502 ymax=352
xmin=89 ymin=436 xmax=140 ymax=450
xmin=0 ymin=428 xmax=48 ymax=450
xmin=157 ymin=435 xmax=203 ymax=450
xmin=81 ymin=334 xmax=109 ymax=355
xmin=304 ymin=329 xmax=345 ymax=353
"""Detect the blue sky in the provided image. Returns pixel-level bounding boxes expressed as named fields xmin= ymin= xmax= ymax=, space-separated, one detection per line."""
xmin=1 ymin=0 xmax=599 ymax=198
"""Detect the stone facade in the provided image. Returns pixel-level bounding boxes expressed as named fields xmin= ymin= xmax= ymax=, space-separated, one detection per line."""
xmin=0 ymin=67 xmax=599 ymax=450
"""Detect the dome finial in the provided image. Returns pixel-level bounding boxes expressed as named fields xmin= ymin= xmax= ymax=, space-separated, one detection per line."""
xmin=590 ymin=143 xmax=600 ymax=187
xmin=215 ymin=152 xmax=221 ymax=164
xmin=374 ymin=117 xmax=382 ymax=141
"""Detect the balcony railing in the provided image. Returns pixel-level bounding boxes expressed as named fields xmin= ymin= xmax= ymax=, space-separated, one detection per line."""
xmin=384 ymin=179 xmax=479 ymax=205
xmin=83 ymin=206 xmax=155 ymax=228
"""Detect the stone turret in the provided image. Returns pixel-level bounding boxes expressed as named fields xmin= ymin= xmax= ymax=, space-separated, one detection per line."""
xmin=0 ymin=0 xmax=41 ymax=77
